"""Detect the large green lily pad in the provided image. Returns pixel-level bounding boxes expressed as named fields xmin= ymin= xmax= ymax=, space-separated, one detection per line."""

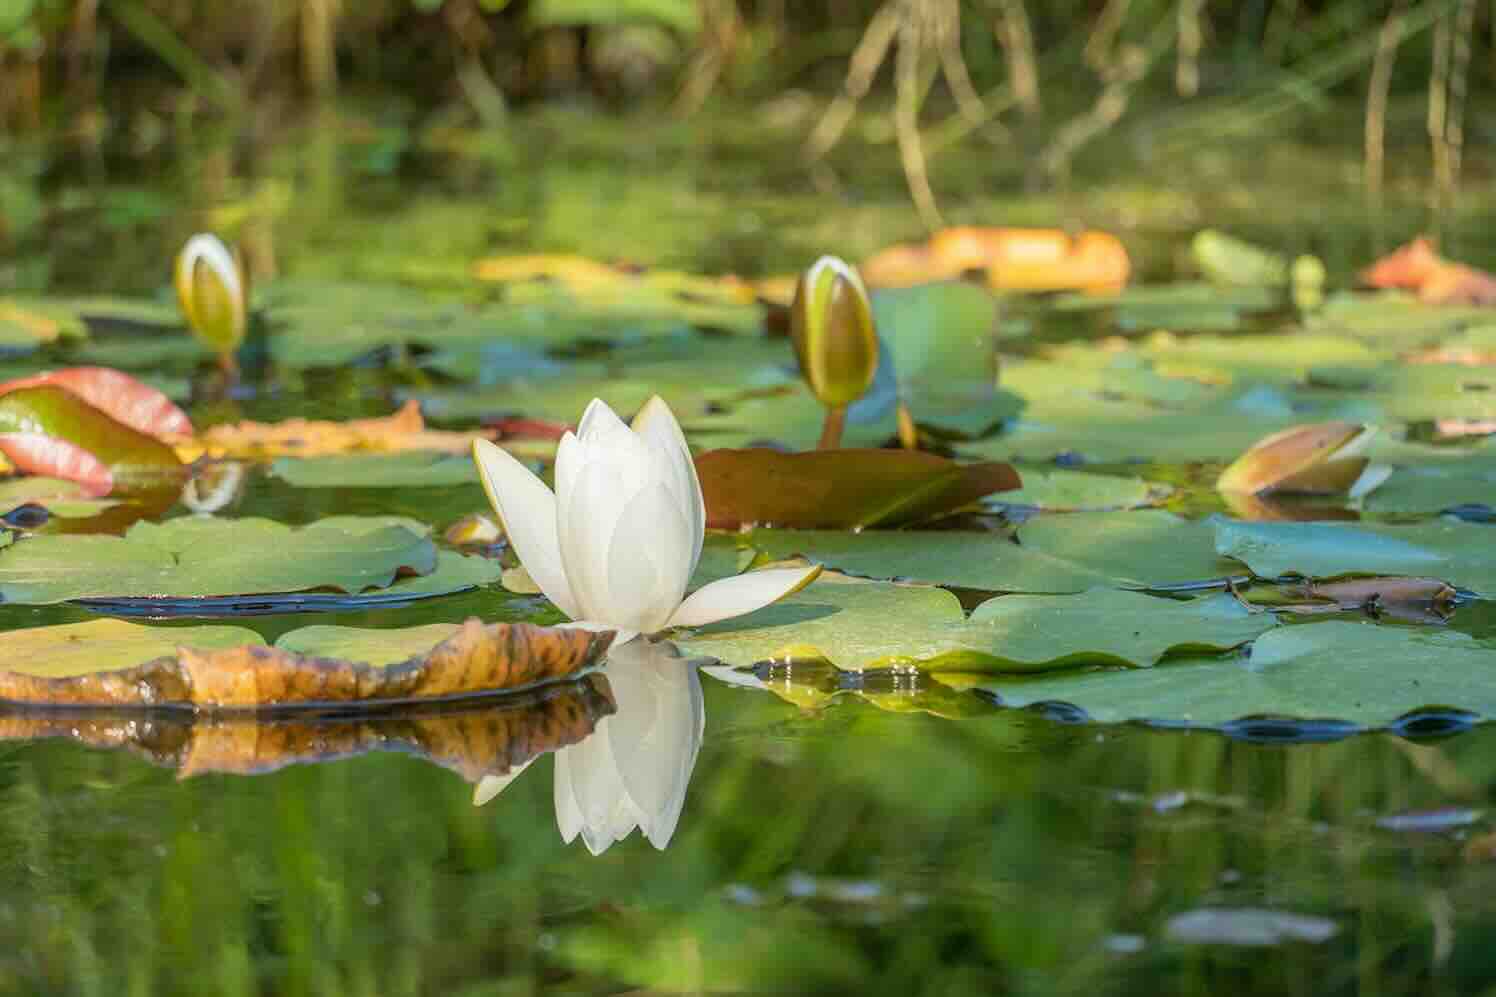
xmin=977 ymin=621 xmax=1496 ymax=728
xmin=1213 ymin=518 xmax=1496 ymax=596
xmin=747 ymin=510 xmax=1237 ymax=592
xmin=0 ymin=516 xmax=440 ymax=604
xmin=677 ymin=580 xmax=1274 ymax=673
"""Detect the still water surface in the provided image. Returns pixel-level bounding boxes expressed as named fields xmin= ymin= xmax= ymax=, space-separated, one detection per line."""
xmin=3 ymin=110 xmax=1496 ymax=995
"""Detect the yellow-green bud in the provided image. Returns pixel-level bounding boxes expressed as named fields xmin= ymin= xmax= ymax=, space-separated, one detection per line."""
xmin=174 ymin=233 xmax=247 ymax=355
xmin=790 ymin=256 xmax=879 ymax=409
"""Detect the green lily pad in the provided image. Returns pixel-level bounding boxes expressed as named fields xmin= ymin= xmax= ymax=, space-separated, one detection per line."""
xmin=1361 ymin=459 xmax=1496 ymax=515
xmin=270 ymin=453 xmax=479 ymax=489
xmin=0 ymin=298 xmax=88 ymax=349
xmin=1305 ymin=363 xmax=1496 ymax=422
xmin=977 ymin=621 xmax=1496 ymax=728
xmin=747 ymin=509 xmax=1238 ymax=593
xmin=746 ymin=529 xmax=1122 ymax=592
xmin=677 ymin=580 xmax=1273 ymax=673
xmin=0 ymin=618 xmax=263 ymax=679
xmin=274 ymin=622 xmax=464 ymax=662
xmin=965 ymin=383 xmax=1373 ymax=464
xmin=987 ymin=468 xmax=1168 ymax=511
xmin=1015 ymin=510 xmax=1241 ymax=588
xmin=1052 ymin=282 xmax=1281 ymax=333
xmin=1213 ymin=518 xmax=1496 ymax=596
xmin=1309 ymin=291 xmax=1495 ymax=350
xmin=0 ymin=515 xmax=439 ymax=604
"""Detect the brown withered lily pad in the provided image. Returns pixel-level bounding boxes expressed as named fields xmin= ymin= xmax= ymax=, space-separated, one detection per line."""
xmin=0 ymin=618 xmax=614 ymax=710
xmin=1246 ymin=576 xmax=1458 ymax=625
xmin=0 ymin=677 xmax=615 ymax=781
xmin=696 ymin=447 xmax=1020 ymax=529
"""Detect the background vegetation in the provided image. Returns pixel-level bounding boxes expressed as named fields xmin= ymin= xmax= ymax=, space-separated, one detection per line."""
xmin=2 ymin=0 xmax=1494 ymax=295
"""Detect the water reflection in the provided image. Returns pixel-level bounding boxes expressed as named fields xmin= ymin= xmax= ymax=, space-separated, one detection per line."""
xmin=476 ymin=638 xmax=704 ymax=855
xmin=0 ymin=677 xmax=613 ymax=782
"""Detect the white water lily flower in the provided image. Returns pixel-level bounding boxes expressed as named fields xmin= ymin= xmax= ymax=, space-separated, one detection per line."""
xmin=474 ymin=639 xmax=703 ymax=855
xmin=473 ymin=396 xmax=820 ymax=643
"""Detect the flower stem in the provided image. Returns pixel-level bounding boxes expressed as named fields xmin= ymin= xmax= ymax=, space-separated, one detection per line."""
xmin=896 ymin=401 xmax=918 ymax=450
xmin=817 ymin=405 xmax=847 ymax=450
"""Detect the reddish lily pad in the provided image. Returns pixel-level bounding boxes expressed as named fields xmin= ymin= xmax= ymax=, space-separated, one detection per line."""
xmin=695 ymin=447 xmax=1020 ymax=529
xmin=0 ymin=366 xmax=193 ymax=438
xmin=0 ymin=386 xmax=185 ymax=496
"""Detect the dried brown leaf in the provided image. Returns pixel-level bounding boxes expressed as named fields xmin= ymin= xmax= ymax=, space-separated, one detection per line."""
xmin=0 ymin=619 xmax=614 ymax=710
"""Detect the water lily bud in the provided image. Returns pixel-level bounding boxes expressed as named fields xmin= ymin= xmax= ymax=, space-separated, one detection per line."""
xmin=1291 ymin=254 xmax=1327 ymax=312
xmin=790 ymin=256 xmax=879 ymax=409
xmin=174 ymin=233 xmax=247 ymax=355
xmin=1217 ymin=422 xmax=1390 ymax=498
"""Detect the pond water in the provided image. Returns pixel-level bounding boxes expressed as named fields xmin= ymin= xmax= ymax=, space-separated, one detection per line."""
xmin=3 ymin=106 xmax=1496 ymax=994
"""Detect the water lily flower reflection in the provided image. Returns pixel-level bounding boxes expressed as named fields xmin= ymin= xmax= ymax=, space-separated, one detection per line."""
xmin=473 ymin=396 xmax=820 ymax=642
xmin=475 ymin=639 xmax=703 ymax=855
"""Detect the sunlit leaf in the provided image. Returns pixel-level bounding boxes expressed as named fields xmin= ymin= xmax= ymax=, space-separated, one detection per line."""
xmin=677 ymin=579 xmax=1273 ymax=673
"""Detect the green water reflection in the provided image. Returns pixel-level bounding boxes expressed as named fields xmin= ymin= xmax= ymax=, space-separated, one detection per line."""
xmin=2 ymin=648 xmax=1496 ymax=994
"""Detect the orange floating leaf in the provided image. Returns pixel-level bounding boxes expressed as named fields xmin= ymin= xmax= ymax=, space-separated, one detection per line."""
xmin=178 ymin=400 xmax=497 ymax=461
xmin=862 ymin=227 xmax=1130 ymax=293
xmin=1360 ymin=237 xmax=1496 ymax=306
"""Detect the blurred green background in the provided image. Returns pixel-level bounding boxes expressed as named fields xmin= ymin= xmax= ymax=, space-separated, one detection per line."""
xmin=5 ymin=3 xmax=1496 ymax=994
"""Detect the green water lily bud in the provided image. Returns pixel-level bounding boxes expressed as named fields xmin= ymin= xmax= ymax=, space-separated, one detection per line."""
xmin=174 ymin=233 xmax=247 ymax=356
xmin=790 ymin=256 xmax=879 ymax=409
xmin=1291 ymin=254 xmax=1327 ymax=312
xmin=1217 ymin=422 xmax=1390 ymax=498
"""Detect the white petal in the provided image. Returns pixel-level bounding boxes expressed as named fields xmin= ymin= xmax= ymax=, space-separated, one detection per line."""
xmin=633 ymin=395 xmax=705 ymax=573
xmin=472 ymin=439 xmax=579 ymax=619
xmin=605 ymin=482 xmax=694 ymax=633
xmin=666 ymin=565 xmax=824 ymax=629
xmin=558 ymin=455 xmax=630 ymax=621
xmin=576 ymin=396 xmax=630 ymax=443
xmin=472 ymin=757 xmax=535 ymax=806
xmin=552 ymin=430 xmax=583 ymax=519
xmin=1349 ymin=462 xmax=1393 ymax=499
